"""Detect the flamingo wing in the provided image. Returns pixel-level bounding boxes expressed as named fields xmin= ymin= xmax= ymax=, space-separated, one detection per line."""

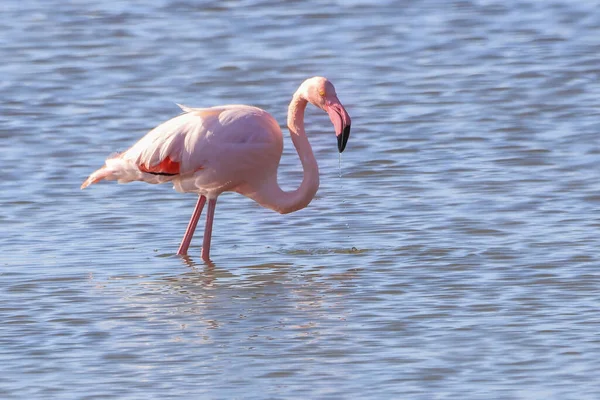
xmin=124 ymin=107 xmax=223 ymax=177
xmin=82 ymin=107 xmax=220 ymax=188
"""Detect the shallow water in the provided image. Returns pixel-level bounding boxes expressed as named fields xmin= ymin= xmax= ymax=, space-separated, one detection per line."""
xmin=2 ymin=0 xmax=600 ymax=398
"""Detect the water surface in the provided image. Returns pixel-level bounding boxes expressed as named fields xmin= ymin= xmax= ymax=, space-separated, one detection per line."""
xmin=2 ymin=0 xmax=600 ymax=398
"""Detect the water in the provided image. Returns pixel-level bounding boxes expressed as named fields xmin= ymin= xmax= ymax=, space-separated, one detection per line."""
xmin=2 ymin=0 xmax=600 ymax=398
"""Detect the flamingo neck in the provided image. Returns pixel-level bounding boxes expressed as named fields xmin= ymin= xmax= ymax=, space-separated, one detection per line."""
xmin=251 ymin=92 xmax=320 ymax=214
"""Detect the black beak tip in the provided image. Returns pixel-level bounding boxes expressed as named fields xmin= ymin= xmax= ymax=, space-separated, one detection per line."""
xmin=337 ymin=124 xmax=351 ymax=153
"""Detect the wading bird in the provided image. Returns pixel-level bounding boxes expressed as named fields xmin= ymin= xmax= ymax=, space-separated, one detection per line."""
xmin=81 ymin=77 xmax=351 ymax=261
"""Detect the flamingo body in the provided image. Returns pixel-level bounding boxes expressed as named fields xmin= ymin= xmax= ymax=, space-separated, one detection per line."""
xmin=82 ymin=77 xmax=351 ymax=261
xmin=83 ymin=105 xmax=282 ymax=198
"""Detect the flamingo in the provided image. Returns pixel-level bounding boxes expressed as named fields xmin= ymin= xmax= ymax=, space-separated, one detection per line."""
xmin=81 ymin=76 xmax=351 ymax=261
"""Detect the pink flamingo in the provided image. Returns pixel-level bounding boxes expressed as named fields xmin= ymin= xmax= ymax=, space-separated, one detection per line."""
xmin=81 ymin=77 xmax=351 ymax=261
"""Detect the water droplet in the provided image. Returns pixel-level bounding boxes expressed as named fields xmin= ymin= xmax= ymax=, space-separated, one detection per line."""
xmin=337 ymin=153 xmax=350 ymax=231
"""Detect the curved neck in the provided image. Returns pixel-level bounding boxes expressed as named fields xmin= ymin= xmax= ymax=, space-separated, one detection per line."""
xmin=251 ymin=93 xmax=320 ymax=214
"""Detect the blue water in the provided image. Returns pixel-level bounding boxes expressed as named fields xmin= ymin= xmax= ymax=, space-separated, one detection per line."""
xmin=2 ymin=0 xmax=600 ymax=398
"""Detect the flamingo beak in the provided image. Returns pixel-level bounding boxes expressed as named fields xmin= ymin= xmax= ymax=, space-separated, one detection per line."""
xmin=326 ymin=100 xmax=351 ymax=153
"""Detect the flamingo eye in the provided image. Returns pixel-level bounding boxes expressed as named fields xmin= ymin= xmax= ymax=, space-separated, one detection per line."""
xmin=318 ymin=88 xmax=326 ymax=97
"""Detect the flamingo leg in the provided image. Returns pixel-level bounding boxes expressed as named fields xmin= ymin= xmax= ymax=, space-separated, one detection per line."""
xmin=177 ymin=195 xmax=207 ymax=256
xmin=201 ymin=198 xmax=217 ymax=262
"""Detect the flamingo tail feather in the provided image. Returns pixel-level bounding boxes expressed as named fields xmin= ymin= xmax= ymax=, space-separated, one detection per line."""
xmin=81 ymin=166 xmax=113 ymax=189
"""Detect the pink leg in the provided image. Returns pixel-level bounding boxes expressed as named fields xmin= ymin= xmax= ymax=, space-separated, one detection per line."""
xmin=177 ymin=195 xmax=206 ymax=256
xmin=201 ymin=198 xmax=217 ymax=262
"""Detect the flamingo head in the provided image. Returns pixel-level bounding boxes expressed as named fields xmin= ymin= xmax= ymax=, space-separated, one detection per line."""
xmin=302 ymin=77 xmax=352 ymax=153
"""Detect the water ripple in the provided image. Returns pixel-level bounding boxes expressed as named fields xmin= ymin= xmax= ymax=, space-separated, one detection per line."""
xmin=1 ymin=0 xmax=600 ymax=398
